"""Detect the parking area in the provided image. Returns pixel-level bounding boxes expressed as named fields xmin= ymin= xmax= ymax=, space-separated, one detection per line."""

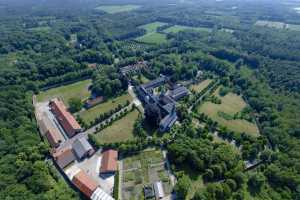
xmin=66 ymin=150 xmax=115 ymax=194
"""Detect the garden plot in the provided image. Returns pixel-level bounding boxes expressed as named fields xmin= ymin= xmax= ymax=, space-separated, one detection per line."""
xmin=121 ymin=149 xmax=172 ymax=200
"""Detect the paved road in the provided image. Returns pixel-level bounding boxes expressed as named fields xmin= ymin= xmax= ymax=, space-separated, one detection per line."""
xmin=128 ymin=85 xmax=144 ymax=114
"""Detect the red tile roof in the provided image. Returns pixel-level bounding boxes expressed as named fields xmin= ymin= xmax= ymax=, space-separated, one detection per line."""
xmin=49 ymin=98 xmax=81 ymax=137
xmin=52 ymin=147 xmax=75 ymax=169
xmin=45 ymin=128 xmax=63 ymax=148
xmin=72 ymin=171 xmax=98 ymax=197
xmin=100 ymin=149 xmax=118 ymax=173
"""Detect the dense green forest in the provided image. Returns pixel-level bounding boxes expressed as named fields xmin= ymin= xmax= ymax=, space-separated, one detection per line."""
xmin=0 ymin=0 xmax=300 ymax=199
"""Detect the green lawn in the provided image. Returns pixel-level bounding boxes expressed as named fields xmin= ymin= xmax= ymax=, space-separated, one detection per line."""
xmin=36 ymin=79 xmax=92 ymax=106
xmin=79 ymin=93 xmax=132 ymax=124
xmin=135 ymin=32 xmax=167 ymax=44
xmin=163 ymin=25 xmax=211 ymax=33
xmin=95 ymin=109 xmax=139 ymax=143
xmin=197 ymin=87 xmax=259 ymax=136
xmin=28 ymin=26 xmax=51 ymax=32
xmin=190 ymin=79 xmax=213 ymax=93
xmin=95 ymin=5 xmax=141 ymax=14
xmin=138 ymin=22 xmax=168 ymax=33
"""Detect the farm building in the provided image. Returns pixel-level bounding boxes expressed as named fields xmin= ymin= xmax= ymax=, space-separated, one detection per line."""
xmin=100 ymin=149 xmax=118 ymax=174
xmin=72 ymin=170 xmax=98 ymax=197
xmin=39 ymin=113 xmax=63 ymax=148
xmin=49 ymin=98 xmax=82 ymax=137
xmin=52 ymin=147 xmax=76 ymax=169
xmin=91 ymin=187 xmax=114 ymax=200
xmin=72 ymin=137 xmax=94 ymax=160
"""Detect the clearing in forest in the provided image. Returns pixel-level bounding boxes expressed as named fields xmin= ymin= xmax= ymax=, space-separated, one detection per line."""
xmin=122 ymin=149 xmax=171 ymax=200
xmin=36 ymin=79 xmax=91 ymax=106
xmin=135 ymin=22 xmax=168 ymax=44
xmin=190 ymin=79 xmax=213 ymax=93
xmin=79 ymin=93 xmax=132 ymax=124
xmin=197 ymin=87 xmax=260 ymax=136
xmin=136 ymin=32 xmax=167 ymax=44
xmin=138 ymin=22 xmax=168 ymax=33
xmin=95 ymin=5 xmax=141 ymax=14
xmin=163 ymin=25 xmax=211 ymax=33
xmin=94 ymin=109 xmax=139 ymax=144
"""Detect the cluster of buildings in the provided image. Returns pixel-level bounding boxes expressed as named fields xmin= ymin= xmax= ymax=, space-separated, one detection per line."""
xmin=37 ymin=98 xmax=118 ymax=200
xmin=136 ymin=75 xmax=189 ymax=132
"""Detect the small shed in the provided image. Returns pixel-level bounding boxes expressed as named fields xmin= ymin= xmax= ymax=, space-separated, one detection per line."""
xmin=154 ymin=181 xmax=165 ymax=199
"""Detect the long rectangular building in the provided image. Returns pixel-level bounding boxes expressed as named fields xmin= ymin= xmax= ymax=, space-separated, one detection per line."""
xmin=39 ymin=113 xmax=64 ymax=148
xmin=49 ymin=98 xmax=82 ymax=138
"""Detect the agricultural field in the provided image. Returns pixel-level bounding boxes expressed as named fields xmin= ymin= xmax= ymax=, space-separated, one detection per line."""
xmin=94 ymin=109 xmax=139 ymax=144
xmin=135 ymin=22 xmax=168 ymax=44
xmin=255 ymin=20 xmax=287 ymax=29
xmin=190 ymin=79 xmax=213 ymax=93
xmin=138 ymin=22 xmax=168 ymax=33
xmin=122 ymin=149 xmax=172 ymax=200
xmin=163 ymin=25 xmax=211 ymax=33
xmin=28 ymin=26 xmax=51 ymax=32
xmin=197 ymin=87 xmax=259 ymax=136
xmin=95 ymin=5 xmax=141 ymax=14
xmin=36 ymin=79 xmax=92 ymax=106
xmin=79 ymin=93 xmax=132 ymax=124
xmin=135 ymin=32 xmax=167 ymax=44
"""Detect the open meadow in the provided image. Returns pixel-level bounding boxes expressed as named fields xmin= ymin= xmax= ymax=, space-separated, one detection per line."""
xmin=197 ymin=87 xmax=259 ymax=136
xmin=135 ymin=22 xmax=168 ymax=44
xmin=190 ymin=79 xmax=213 ymax=93
xmin=36 ymin=79 xmax=91 ymax=106
xmin=95 ymin=5 xmax=141 ymax=14
xmin=138 ymin=22 xmax=168 ymax=33
xmin=163 ymin=25 xmax=211 ymax=33
xmin=94 ymin=109 xmax=139 ymax=144
xmin=135 ymin=32 xmax=167 ymax=44
xmin=79 ymin=93 xmax=132 ymax=124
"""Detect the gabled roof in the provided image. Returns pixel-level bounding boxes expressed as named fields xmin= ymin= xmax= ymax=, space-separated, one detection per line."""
xmin=72 ymin=137 xmax=93 ymax=159
xmin=91 ymin=187 xmax=114 ymax=200
xmin=168 ymin=85 xmax=189 ymax=101
xmin=100 ymin=149 xmax=118 ymax=173
xmin=49 ymin=98 xmax=81 ymax=137
xmin=39 ymin=113 xmax=64 ymax=147
xmin=72 ymin=170 xmax=98 ymax=198
xmin=52 ymin=147 xmax=76 ymax=169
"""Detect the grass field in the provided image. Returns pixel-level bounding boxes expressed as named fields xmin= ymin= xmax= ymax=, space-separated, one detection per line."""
xmin=163 ymin=25 xmax=211 ymax=33
xmin=36 ymin=79 xmax=91 ymax=106
xmin=190 ymin=79 xmax=213 ymax=93
xmin=135 ymin=32 xmax=167 ymax=44
xmin=138 ymin=22 xmax=168 ymax=33
xmin=95 ymin=109 xmax=139 ymax=143
xmin=135 ymin=22 xmax=168 ymax=44
xmin=28 ymin=26 xmax=51 ymax=32
xmin=79 ymin=93 xmax=132 ymax=124
xmin=95 ymin=5 xmax=141 ymax=14
xmin=197 ymin=87 xmax=259 ymax=136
